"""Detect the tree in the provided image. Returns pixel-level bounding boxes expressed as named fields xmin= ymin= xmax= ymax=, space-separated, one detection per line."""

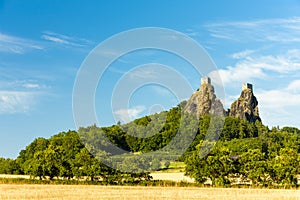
xmin=73 ymin=148 xmax=97 ymax=181
xmin=23 ymin=150 xmax=48 ymax=180
xmin=43 ymin=145 xmax=61 ymax=180
xmin=185 ymin=141 xmax=235 ymax=186
xmin=25 ymin=145 xmax=61 ymax=180
xmin=270 ymin=148 xmax=299 ymax=186
xmin=164 ymin=160 xmax=170 ymax=168
xmin=239 ymin=149 xmax=269 ymax=185
xmin=49 ymin=131 xmax=83 ymax=179
xmin=16 ymin=137 xmax=48 ymax=173
xmin=151 ymin=158 xmax=161 ymax=170
xmin=0 ymin=158 xmax=21 ymax=174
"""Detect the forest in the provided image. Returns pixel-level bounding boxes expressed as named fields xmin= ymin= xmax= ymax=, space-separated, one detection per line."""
xmin=0 ymin=102 xmax=300 ymax=187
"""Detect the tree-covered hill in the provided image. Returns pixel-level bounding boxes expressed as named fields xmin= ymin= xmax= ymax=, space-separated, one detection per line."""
xmin=0 ymin=102 xmax=299 ymax=187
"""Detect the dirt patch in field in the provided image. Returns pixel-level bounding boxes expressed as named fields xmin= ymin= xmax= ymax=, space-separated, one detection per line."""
xmin=150 ymin=172 xmax=195 ymax=183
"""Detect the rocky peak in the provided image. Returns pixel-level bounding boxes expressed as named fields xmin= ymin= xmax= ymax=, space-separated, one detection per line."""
xmin=229 ymin=83 xmax=261 ymax=123
xmin=184 ymin=77 xmax=225 ymax=117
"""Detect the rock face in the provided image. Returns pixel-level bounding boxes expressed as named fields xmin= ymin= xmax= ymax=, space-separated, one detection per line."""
xmin=184 ymin=78 xmax=225 ymax=117
xmin=229 ymin=86 xmax=261 ymax=123
xmin=185 ymin=78 xmax=261 ymax=123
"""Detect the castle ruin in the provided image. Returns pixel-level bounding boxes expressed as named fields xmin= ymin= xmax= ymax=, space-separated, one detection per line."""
xmin=242 ymin=83 xmax=253 ymax=91
xmin=201 ymin=77 xmax=211 ymax=85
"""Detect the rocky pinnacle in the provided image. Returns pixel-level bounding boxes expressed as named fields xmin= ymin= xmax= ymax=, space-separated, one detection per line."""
xmin=229 ymin=85 xmax=261 ymax=123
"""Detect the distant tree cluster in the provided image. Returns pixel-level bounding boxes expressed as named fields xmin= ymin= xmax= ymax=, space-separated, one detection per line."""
xmin=0 ymin=158 xmax=20 ymax=174
xmin=2 ymin=131 xmax=150 ymax=182
xmin=185 ymin=125 xmax=300 ymax=187
xmin=14 ymin=131 xmax=115 ymax=181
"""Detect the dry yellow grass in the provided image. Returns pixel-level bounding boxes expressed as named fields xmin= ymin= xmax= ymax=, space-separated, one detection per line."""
xmin=1 ymin=184 xmax=300 ymax=200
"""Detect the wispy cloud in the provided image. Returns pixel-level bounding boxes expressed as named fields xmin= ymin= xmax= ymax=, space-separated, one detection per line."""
xmin=128 ymin=67 xmax=159 ymax=79
xmin=114 ymin=105 xmax=146 ymax=123
xmin=208 ymin=45 xmax=300 ymax=127
xmin=0 ymin=31 xmax=93 ymax=54
xmin=22 ymin=83 xmax=41 ymax=89
xmin=0 ymin=91 xmax=36 ymax=114
xmin=256 ymin=80 xmax=300 ymax=127
xmin=184 ymin=28 xmax=200 ymax=37
xmin=0 ymin=79 xmax=46 ymax=90
xmin=206 ymin=17 xmax=300 ymax=43
xmin=41 ymin=35 xmax=73 ymax=45
xmin=98 ymin=49 xmax=122 ymax=57
xmin=41 ymin=31 xmax=93 ymax=47
xmin=209 ymin=49 xmax=300 ymax=85
xmin=0 ymin=78 xmax=47 ymax=114
xmin=0 ymin=33 xmax=43 ymax=54
xmin=231 ymin=49 xmax=255 ymax=59
xmin=209 ymin=61 xmax=265 ymax=86
xmin=210 ymin=33 xmax=235 ymax=40
xmin=95 ymin=49 xmax=129 ymax=64
xmin=287 ymin=79 xmax=300 ymax=92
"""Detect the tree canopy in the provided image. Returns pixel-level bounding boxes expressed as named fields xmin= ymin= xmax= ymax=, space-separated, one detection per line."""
xmin=1 ymin=102 xmax=299 ymax=187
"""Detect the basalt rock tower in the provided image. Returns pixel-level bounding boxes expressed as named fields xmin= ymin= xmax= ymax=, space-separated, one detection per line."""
xmin=185 ymin=78 xmax=261 ymax=123
xmin=184 ymin=77 xmax=225 ymax=117
xmin=229 ymin=83 xmax=261 ymax=123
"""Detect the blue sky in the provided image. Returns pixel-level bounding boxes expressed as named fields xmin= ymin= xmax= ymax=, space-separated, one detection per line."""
xmin=1 ymin=0 xmax=300 ymax=158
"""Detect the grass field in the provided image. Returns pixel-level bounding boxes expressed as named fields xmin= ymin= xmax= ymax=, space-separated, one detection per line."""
xmin=1 ymin=184 xmax=300 ymax=200
xmin=162 ymin=161 xmax=186 ymax=172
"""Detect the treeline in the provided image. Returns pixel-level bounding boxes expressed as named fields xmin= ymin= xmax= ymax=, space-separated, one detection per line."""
xmin=185 ymin=126 xmax=300 ymax=187
xmin=0 ymin=103 xmax=186 ymax=181
xmin=0 ymin=102 xmax=299 ymax=187
xmin=0 ymin=131 xmax=152 ymax=182
xmin=0 ymin=158 xmax=20 ymax=175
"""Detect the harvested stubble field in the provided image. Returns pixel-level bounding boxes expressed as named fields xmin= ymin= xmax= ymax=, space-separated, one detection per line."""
xmin=1 ymin=184 xmax=300 ymax=200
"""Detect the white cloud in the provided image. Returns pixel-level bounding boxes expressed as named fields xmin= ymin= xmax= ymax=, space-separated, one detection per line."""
xmin=287 ymin=80 xmax=300 ymax=92
xmin=41 ymin=31 xmax=93 ymax=47
xmin=108 ymin=67 xmax=127 ymax=74
xmin=256 ymin=81 xmax=300 ymax=127
xmin=209 ymin=62 xmax=265 ymax=85
xmin=114 ymin=105 xmax=146 ymax=123
xmin=210 ymin=33 xmax=235 ymax=40
xmin=0 ymin=91 xmax=36 ymax=114
xmin=41 ymin=35 xmax=72 ymax=45
xmin=184 ymin=29 xmax=200 ymax=37
xmin=0 ymin=33 xmax=43 ymax=54
xmin=0 ymin=31 xmax=92 ymax=54
xmin=231 ymin=49 xmax=255 ymax=59
xmin=0 ymin=79 xmax=45 ymax=90
xmin=209 ymin=49 xmax=300 ymax=127
xmin=0 ymin=79 xmax=46 ymax=114
xmin=209 ymin=49 xmax=300 ymax=85
xmin=22 ymin=83 xmax=41 ymax=89
xmin=206 ymin=17 xmax=300 ymax=43
xmin=128 ymin=68 xmax=159 ymax=79
xmin=257 ymin=90 xmax=300 ymax=109
xmin=96 ymin=49 xmax=124 ymax=59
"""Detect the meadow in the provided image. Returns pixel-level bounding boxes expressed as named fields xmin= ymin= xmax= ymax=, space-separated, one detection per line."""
xmin=1 ymin=184 xmax=300 ymax=200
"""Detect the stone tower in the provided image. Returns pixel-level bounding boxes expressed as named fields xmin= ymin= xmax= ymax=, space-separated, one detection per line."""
xmin=230 ymin=83 xmax=260 ymax=123
xmin=242 ymin=83 xmax=253 ymax=91
xmin=185 ymin=76 xmax=225 ymax=117
xmin=201 ymin=77 xmax=211 ymax=85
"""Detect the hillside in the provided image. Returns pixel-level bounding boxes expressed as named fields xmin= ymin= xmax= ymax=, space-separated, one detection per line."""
xmin=0 ymin=78 xmax=300 ymax=187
